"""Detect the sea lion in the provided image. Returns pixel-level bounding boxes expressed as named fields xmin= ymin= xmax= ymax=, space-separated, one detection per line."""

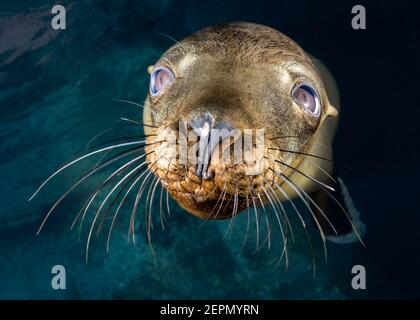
xmin=142 ymin=22 xmax=364 ymax=243
xmin=31 ymin=22 xmax=365 ymax=260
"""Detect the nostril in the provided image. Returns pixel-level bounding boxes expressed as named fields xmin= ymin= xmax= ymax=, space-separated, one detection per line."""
xmin=202 ymin=168 xmax=214 ymax=180
xmin=195 ymin=166 xmax=202 ymax=177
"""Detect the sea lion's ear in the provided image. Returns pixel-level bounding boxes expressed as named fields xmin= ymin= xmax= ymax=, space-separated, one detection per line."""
xmin=326 ymin=104 xmax=339 ymax=117
xmin=147 ymin=65 xmax=154 ymax=74
xmin=306 ymin=53 xmax=341 ymax=117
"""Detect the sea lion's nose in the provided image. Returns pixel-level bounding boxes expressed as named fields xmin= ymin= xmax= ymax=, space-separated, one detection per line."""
xmin=187 ymin=112 xmax=233 ymax=180
xmin=188 ymin=112 xmax=215 ymax=180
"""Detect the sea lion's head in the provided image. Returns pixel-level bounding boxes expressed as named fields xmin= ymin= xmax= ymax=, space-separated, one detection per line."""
xmin=143 ymin=22 xmax=338 ymax=219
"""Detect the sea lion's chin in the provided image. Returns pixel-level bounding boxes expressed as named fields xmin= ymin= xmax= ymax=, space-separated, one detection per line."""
xmin=158 ymin=165 xmax=258 ymax=220
xmin=169 ymin=188 xmax=248 ymax=220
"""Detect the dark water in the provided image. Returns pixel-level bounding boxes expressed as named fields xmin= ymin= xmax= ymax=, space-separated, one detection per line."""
xmin=0 ymin=0 xmax=419 ymax=299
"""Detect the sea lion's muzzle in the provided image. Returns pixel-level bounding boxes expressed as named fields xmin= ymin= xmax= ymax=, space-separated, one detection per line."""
xmin=145 ymin=110 xmax=268 ymax=219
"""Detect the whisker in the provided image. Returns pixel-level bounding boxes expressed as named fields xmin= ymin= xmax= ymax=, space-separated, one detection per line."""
xmin=146 ymin=177 xmax=161 ymax=246
xmin=120 ymin=117 xmax=157 ymax=129
xmin=264 ymin=178 xmax=295 ymax=244
xmin=238 ymin=194 xmax=251 ymax=255
xmin=89 ymin=134 xmax=157 ymax=150
xmin=129 ymin=167 xmax=157 ymax=244
xmin=39 ymin=146 xmax=150 ymax=236
xmin=77 ymin=151 xmax=152 ymax=234
xmin=85 ymin=159 xmax=152 ymax=262
xmin=160 ymin=156 xmax=175 ymax=221
xmin=44 ymin=140 xmax=163 ymax=235
xmin=29 ymin=140 xmax=149 ymax=201
xmin=268 ymin=147 xmax=334 ymax=164
xmin=265 ymin=215 xmax=271 ymax=250
xmin=272 ymin=182 xmax=304 ymax=227
xmin=85 ymin=128 xmax=115 ymax=151
xmin=201 ymin=167 xmax=228 ymax=203
xmin=85 ymin=124 xmax=155 ymax=151
xmin=96 ymin=167 xmax=144 ymax=237
xmin=250 ymin=192 xmax=260 ymax=250
xmin=265 ymin=165 xmax=292 ymax=247
xmin=213 ymin=187 xmax=227 ymax=219
xmin=276 ymin=171 xmax=329 ymax=264
xmin=223 ymin=189 xmax=239 ymax=239
xmin=207 ymin=183 xmax=226 ymax=219
xmin=254 ymin=214 xmax=272 ymax=253
xmin=129 ymin=173 xmax=152 ymax=243
xmin=165 ymin=189 xmax=171 ymax=218
xmin=269 ymin=135 xmax=300 ymax=141
xmin=154 ymin=31 xmax=194 ymax=56
xmin=310 ymin=161 xmax=337 ymax=183
xmin=221 ymin=192 xmax=235 ymax=213
xmin=91 ymin=150 xmax=113 ymax=172
xmin=256 ymin=193 xmax=266 ymax=211
xmin=158 ymin=182 xmax=166 ymax=230
xmin=113 ymin=98 xmax=161 ymax=120
xmin=144 ymin=177 xmax=157 ymax=239
xmin=271 ymin=158 xmax=335 ymax=192
xmin=261 ymin=185 xmax=288 ymax=269
xmin=201 ymin=183 xmax=218 ymax=202
xmin=272 ymin=180 xmax=316 ymax=277
xmin=106 ymin=161 xmax=152 ymax=252
xmin=268 ymin=136 xmax=332 ymax=152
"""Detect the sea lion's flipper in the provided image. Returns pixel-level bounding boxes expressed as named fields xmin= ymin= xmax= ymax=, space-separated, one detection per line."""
xmin=309 ymin=177 xmax=366 ymax=244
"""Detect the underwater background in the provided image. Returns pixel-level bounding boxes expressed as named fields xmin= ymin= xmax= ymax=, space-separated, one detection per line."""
xmin=0 ymin=0 xmax=419 ymax=299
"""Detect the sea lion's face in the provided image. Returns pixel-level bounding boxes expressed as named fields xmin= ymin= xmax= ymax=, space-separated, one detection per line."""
xmin=144 ymin=23 xmax=336 ymax=219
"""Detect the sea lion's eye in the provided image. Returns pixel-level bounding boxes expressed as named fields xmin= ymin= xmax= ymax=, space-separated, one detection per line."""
xmin=150 ymin=66 xmax=175 ymax=96
xmin=292 ymin=83 xmax=320 ymax=117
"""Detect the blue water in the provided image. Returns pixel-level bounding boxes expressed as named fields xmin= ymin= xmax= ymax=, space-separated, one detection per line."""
xmin=0 ymin=0 xmax=419 ymax=299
